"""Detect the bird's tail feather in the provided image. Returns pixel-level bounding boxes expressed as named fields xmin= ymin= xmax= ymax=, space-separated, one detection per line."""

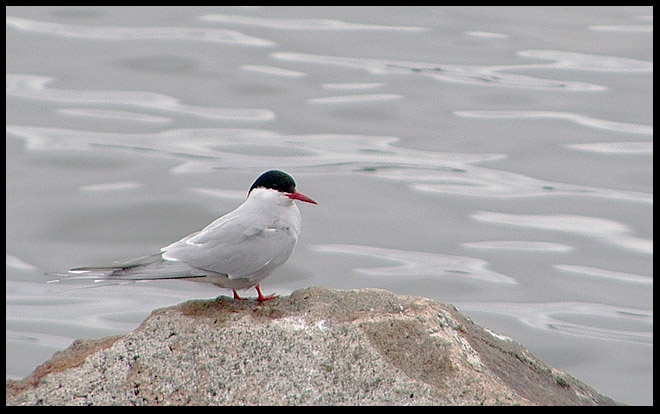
xmin=69 ymin=252 xmax=163 ymax=273
xmin=47 ymin=253 xmax=207 ymax=283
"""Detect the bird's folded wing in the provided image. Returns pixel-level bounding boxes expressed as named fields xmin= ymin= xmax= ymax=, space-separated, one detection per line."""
xmin=162 ymin=224 xmax=296 ymax=280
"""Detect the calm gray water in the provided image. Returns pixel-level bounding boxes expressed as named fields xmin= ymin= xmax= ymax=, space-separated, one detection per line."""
xmin=6 ymin=6 xmax=652 ymax=405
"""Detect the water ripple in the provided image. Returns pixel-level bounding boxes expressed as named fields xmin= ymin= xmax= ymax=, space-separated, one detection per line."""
xmin=79 ymin=181 xmax=143 ymax=193
xmin=322 ymin=82 xmax=385 ymax=90
xmin=396 ymin=167 xmax=652 ymax=204
xmin=6 ymin=329 xmax=77 ymax=351
xmin=465 ymin=31 xmax=508 ymax=39
xmin=6 ymin=125 xmax=652 ymax=205
xmin=555 ymin=264 xmax=652 ymax=285
xmin=312 ymin=244 xmax=518 ymax=285
xmin=186 ymin=188 xmax=246 ymax=201
xmin=462 ymin=241 xmax=573 ymax=252
xmin=472 ymin=212 xmax=652 ymax=255
xmin=517 ymin=50 xmax=653 ymax=72
xmin=309 ymin=94 xmax=403 ymax=104
xmin=200 ymin=13 xmax=428 ymax=32
xmin=566 ymin=142 xmax=653 ymax=155
xmin=454 ymin=110 xmax=653 ymax=135
xmin=6 ymin=73 xmax=275 ymax=121
xmin=272 ymin=51 xmax=631 ymax=91
xmin=6 ymin=16 xmax=274 ymax=46
xmin=457 ymin=301 xmax=652 ymax=344
xmin=589 ymin=24 xmax=653 ymax=33
xmin=6 ymin=280 xmax=195 ymax=341
xmin=58 ymin=108 xmax=172 ymax=124
xmin=241 ymin=64 xmax=307 ymax=78
xmin=4 ymin=125 xmax=500 ymax=167
xmin=6 ymin=254 xmax=38 ymax=272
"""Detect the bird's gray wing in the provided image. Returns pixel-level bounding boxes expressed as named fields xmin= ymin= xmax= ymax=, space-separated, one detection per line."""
xmin=162 ymin=213 xmax=297 ymax=280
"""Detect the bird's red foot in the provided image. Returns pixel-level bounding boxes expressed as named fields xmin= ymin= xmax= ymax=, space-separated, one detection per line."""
xmin=255 ymin=284 xmax=278 ymax=302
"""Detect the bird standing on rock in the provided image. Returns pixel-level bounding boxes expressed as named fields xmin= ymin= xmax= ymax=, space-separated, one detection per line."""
xmin=52 ymin=170 xmax=317 ymax=302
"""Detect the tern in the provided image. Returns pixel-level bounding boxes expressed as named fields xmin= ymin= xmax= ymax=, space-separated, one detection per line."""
xmin=53 ymin=170 xmax=317 ymax=301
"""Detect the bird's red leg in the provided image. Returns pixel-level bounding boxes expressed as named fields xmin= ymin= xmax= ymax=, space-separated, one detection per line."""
xmin=233 ymin=290 xmax=248 ymax=300
xmin=255 ymin=284 xmax=278 ymax=302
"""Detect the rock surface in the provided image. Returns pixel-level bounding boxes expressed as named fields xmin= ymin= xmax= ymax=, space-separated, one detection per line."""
xmin=6 ymin=287 xmax=620 ymax=406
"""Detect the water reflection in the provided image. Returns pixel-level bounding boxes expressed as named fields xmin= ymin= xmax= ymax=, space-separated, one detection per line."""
xmin=309 ymin=94 xmax=403 ymax=104
xmin=454 ymin=110 xmax=653 ymax=135
xmin=554 ymin=265 xmax=653 ymax=285
xmin=6 ymin=254 xmax=38 ymax=273
xmin=312 ymin=244 xmax=518 ymax=284
xmin=6 ymin=74 xmax=275 ymax=121
xmin=241 ymin=64 xmax=307 ymax=78
xmin=457 ymin=301 xmax=652 ymax=344
xmin=6 ymin=279 xmax=210 ymax=346
xmin=272 ymin=49 xmax=652 ymax=91
xmin=590 ymin=24 xmax=653 ymax=33
xmin=201 ymin=13 xmax=428 ymax=32
xmin=461 ymin=240 xmax=573 ymax=252
xmin=472 ymin=211 xmax=653 ymax=255
xmin=566 ymin=141 xmax=653 ymax=155
xmin=465 ymin=31 xmax=508 ymax=39
xmin=79 ymin=181 xmax=143 ymax=193
xmin=7 ymin=122 xmax=652 ymax=205
xmin=58 ymin=108 xmax=172 ymax=124
xmin=322 ymin=82 xmax=385 ymax=90
xmin=6 ymin=15 xmax=274 ymax=46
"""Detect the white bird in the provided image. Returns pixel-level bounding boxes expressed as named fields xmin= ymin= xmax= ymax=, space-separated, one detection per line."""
xmin=54 ymin=170 xmax=317 ymax=301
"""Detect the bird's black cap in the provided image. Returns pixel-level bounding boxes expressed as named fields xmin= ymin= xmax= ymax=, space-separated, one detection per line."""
xmin=249 ymin=170 xmax=296 ymax=195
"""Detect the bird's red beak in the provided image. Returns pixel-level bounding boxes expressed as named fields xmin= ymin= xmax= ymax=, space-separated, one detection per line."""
xmin=287 ymin=191 xmax=317 ymax=204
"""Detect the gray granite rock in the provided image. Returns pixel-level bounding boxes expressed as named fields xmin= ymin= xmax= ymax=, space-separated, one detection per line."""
xmin=6 ymin=287 xmax=620 ymax=405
